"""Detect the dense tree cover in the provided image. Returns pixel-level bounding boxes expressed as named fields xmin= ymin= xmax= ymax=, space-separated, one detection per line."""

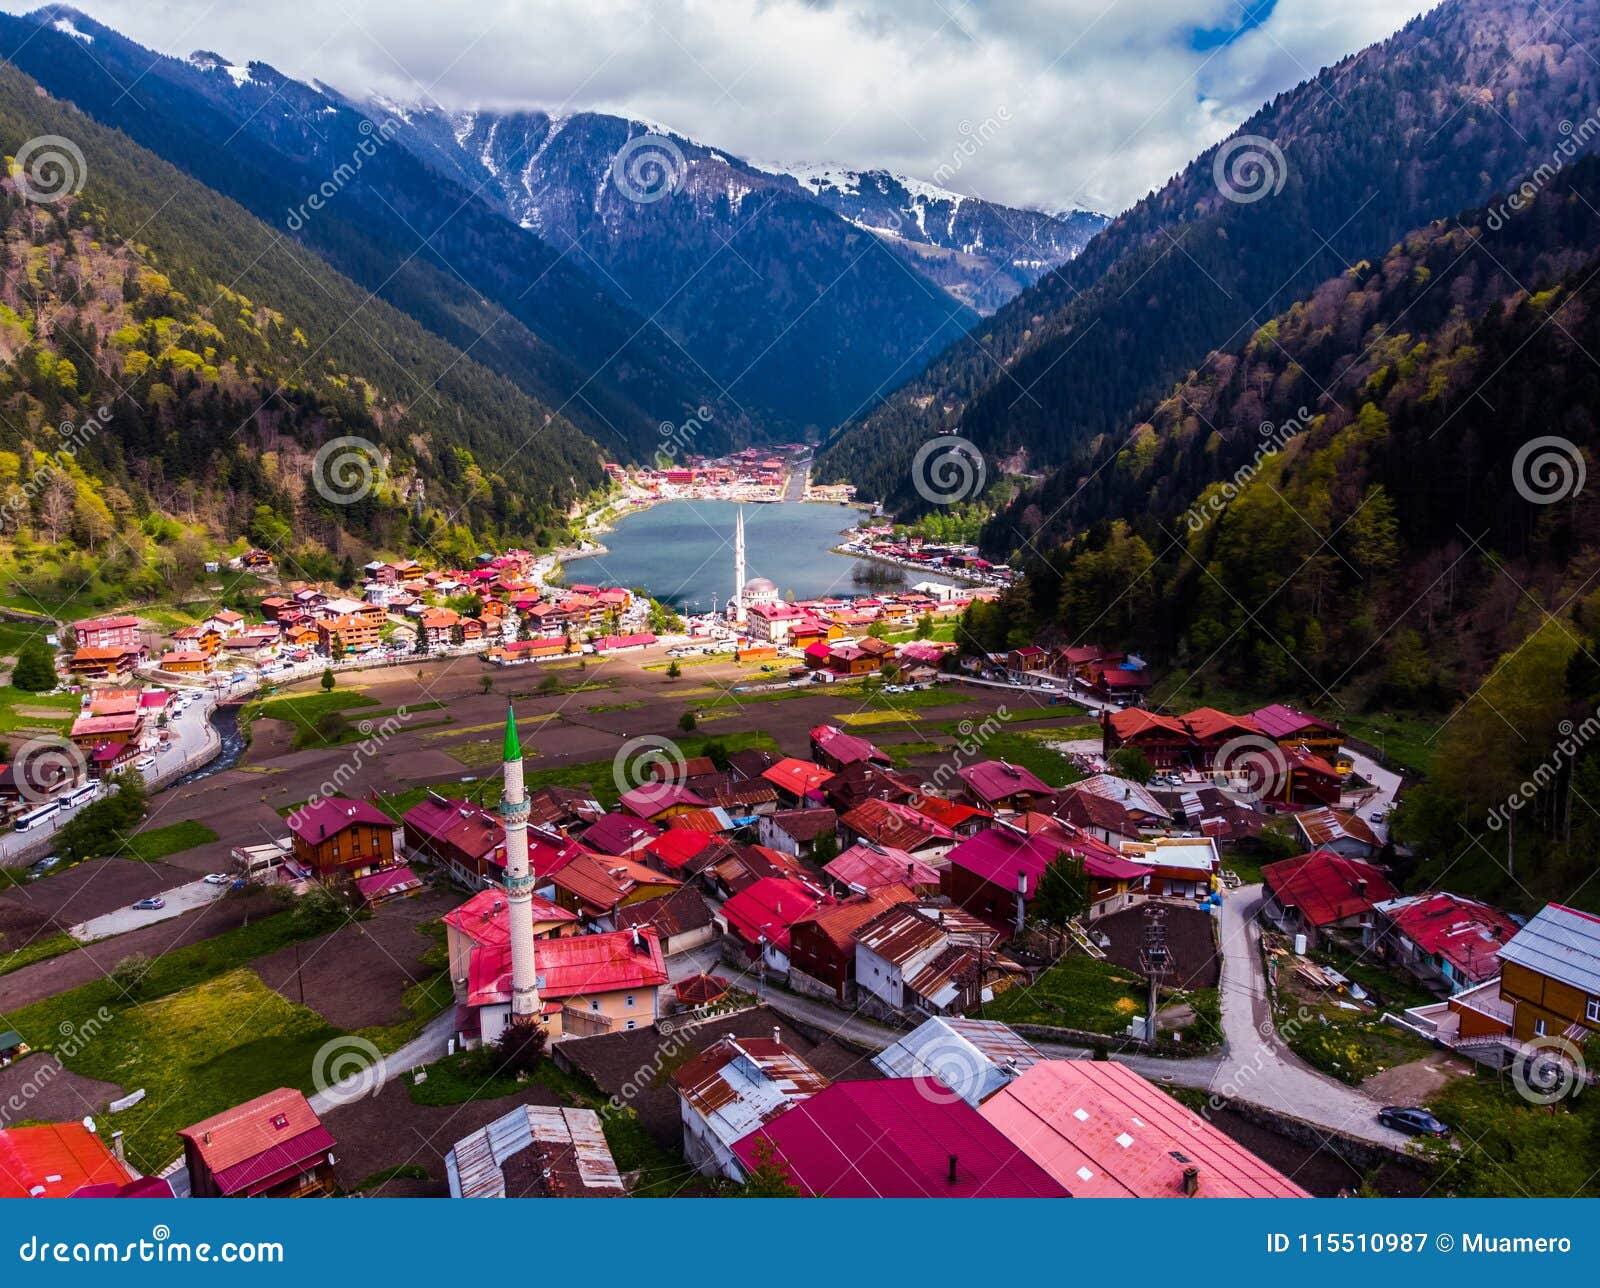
xmin=962 ymin=154 xmax=1600 ymax=712
xmin=0 ymin=62 xmax=612 ymax=604
xmin=57 ymin=771 xmax=146 ymax=862
xmin=818 ymin=0 xmax=1600 ymax=516
xmin=0 ymin=11 xmax=735 ymax=457
xmin=10 ymin=637 xmax=55 ymax=690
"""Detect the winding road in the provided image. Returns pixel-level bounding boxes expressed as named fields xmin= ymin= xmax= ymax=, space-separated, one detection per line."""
xmin=757 ymin=885 xmax=1409 ymax=1147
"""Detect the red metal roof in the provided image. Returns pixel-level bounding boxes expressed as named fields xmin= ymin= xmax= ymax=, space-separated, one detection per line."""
xmin=1262 ymin=850 xmax=1397 ymax=927
xmin=761 ymin=758 xmax=834 ymax=800
xmin=645 ymin=827 xmax=715 ymax=871
xmin=442 ymin=887 xmax=577 ymax=949
xmin=721 ymin=876 xmax=830 ymax=952
xmin=179 ymin=1089 xmax=330 ymax=1193
xmin=0 ymin=1123 xmax=132 ymax=1198
xmin=946 ymin=823 xmax=1131 ymax=897
xmin=731 ymin=1079 xmax=1068 ymax=1197
xmin=1180 ymin=707 xmax=1262 ymax=742
xmin=809 ymin=724 xmax=889 ymax=767
xmin=1250 ymin=703 xmax=1338 ymax=740
xmin=1385 ymin=892 xmax=1518 ymax=982
xmin=467 ymin=929 xmax=667 ymax=1005
xmin=980 ymin=1061 xmax=1308 ymax=1198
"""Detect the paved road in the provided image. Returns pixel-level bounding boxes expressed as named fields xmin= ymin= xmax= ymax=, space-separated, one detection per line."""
xmin=756 ymin=886 xmax=1408 ymax=1148
xmin=308 ymin=1008 xmax=459 ymax=1116
xmin=67 ymin=877 xmax=226 ymax=942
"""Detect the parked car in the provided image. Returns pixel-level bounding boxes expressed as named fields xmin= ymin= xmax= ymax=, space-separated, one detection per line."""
xmin=1377 ymin=1106 xmax=1449 ymax=1137
xmin=135 ymin=756 xmax=157 ymax=771
xmin=131 ymin=897 xmax=166 ymax=911
xmin=202 ymin=873 xmax=231 ymax=886
xmin=30 ymin=854 xmax=60 ymax=872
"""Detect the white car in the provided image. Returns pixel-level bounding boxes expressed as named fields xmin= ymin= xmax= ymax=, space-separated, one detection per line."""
xmin=202 ymin=873 xmax=231 ymax=885
xmin=135 ymin=756 xmax=157 ymax=771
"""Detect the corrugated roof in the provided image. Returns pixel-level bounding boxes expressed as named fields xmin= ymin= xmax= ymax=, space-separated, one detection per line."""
xmin=979 ymin=1061 xmax=1308 ymax=1198
xmin=731 ymin=1079 xmax=1068 ymax=1197
xmin=873 ymin=1017 xmax=1043 ymax=1107
xmin=675 ymin=1036 xmax=828 ymax=1156
xmin=446 ymin=1105 xmax=623 ymax=1198
xmin=0 ymin=1123 xmax=132 ymax=1198
xmin=1497 ymin=903 xmax=1600 ymax=996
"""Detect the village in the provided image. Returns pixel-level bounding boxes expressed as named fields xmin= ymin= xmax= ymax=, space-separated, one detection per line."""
xmin=0 ymin=496 xmax=1592 ymax=1202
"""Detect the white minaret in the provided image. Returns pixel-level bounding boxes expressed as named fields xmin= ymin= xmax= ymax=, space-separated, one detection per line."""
xmin=499 ymin=703 xmax=542 ymax=1025
xmin=732 ymin=505 xmax=748 ymax=626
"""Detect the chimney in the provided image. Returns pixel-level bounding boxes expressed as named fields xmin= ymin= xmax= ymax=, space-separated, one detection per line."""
xmin=111 ymin=1131 xmax=125 ymax=1164
xmin=947 ymin=1154 xmax=959 ymax=1184
xmin=1356 ymin=879 xmax=1368 ymax=898
xmin=773 ymin=1026 xmax=782 ymax=1044
xmin=1183 ymin=1166 xmax=1200 ymax=1197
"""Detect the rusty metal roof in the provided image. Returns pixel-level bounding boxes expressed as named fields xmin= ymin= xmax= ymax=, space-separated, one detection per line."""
xmin=674 ymin=1036 xmax=828 ymax=1156
xmin=445 ymin=1105 xmax=624 ymax=1198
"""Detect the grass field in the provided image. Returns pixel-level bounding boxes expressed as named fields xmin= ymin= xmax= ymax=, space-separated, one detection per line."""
xmin=980 ymin=955 xmax=1146 ymax=1033
xmin=123 ymin=820 xmax=220 ymax=862
xmin=0 ymin=686 xmax=78 ymax=736
xmin=81 ymin=968 xmax=341 ymax=1172
xmin=0 ymin=931 xmax=77 ymax=977
xmin=243 ymin=690 xmax=380 ymax=750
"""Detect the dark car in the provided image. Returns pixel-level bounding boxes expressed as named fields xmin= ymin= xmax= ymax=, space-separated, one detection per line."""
xmin=1378 ymin=1106 xmax=1449 ymax=1137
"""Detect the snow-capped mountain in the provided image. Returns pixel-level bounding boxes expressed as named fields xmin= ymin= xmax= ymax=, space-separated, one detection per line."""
xmin=751 ymin=162 xmax=1106 ymax=312
xmin=380 ymin=102 xmax=1105 ymax=316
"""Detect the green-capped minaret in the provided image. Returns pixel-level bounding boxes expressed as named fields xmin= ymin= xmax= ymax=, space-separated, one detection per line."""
xmin=503 ymin=702 xmax=521 ymax=762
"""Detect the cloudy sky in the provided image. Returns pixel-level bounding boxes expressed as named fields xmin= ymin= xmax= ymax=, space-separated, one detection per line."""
xmin=16 ymin=0 xmax=1435 ymax=212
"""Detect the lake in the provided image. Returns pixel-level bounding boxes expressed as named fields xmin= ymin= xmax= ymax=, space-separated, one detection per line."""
xmin=562 ymin=499 xmax=880 ymax=610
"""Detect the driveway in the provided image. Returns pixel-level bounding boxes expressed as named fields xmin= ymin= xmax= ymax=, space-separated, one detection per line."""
xmin=66 ymin=877 xmax=225 ymax=942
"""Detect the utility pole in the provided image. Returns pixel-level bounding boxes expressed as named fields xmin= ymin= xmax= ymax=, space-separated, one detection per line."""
xmin=1139 ymin=904 xmax=1171 ymax=1043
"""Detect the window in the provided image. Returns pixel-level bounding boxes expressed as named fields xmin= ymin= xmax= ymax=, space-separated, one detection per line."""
xmin=625 ymin=994 xmax=635 ymax=1008
xmin=1588 ymin=996 xmax=1600 ymax=1024
xmin=1535 ymin=1018 xmax=1548 ymax=1037
xmin=625 ymin=1020 xmax=637 ymax=1030
xmin=589 ymin=999 xmax=600 ymax=1012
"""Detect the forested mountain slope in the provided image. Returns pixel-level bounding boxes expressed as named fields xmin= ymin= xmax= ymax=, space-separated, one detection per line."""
xmin=0 ymin=60 xmax=604 ymax=608
xmin=818 ymin=0 xmax=1600 ymax=519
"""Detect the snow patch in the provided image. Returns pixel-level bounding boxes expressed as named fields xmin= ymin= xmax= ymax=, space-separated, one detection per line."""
xmin=52 ymin=16 xmax=92 ymax=43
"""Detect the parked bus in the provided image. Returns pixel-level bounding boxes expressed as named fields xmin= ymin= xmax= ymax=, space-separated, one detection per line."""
xmin=13 ymin=801 xmax=60 ymax=832
xmin=62 ymin=783 xmax=98 ymax=808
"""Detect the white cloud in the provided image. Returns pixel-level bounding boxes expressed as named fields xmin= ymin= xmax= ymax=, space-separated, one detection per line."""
xmin=11 ymin=0 xmax=1434 ymax=211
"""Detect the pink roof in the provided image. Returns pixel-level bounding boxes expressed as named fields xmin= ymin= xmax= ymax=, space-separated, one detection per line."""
xmin=581 ymin=812 xmax=661 ymax=854
xmin=354 ymin=865 xmax=423 ymax=900
xmin=286 ymin=796 xmax=393 ymax=844
xmin=761 ymin=758 xmax=834 ymax=800
xmin=619 ymin=781 xmax=705 ymax=819
xmin=946 ymin=825 xmax=1123 ymax=898
xmin=824 ymin=841 xmax=940 ymax=892
xmin=980 ymin=1061 xmax=1308 ymax=1198
xmin=179 ymin=1089 xmax=332 ymax=1196
xmin=957 ymin=760 xmax=1053 ymax=804
xmin=810 ymin=724 xmax=889 ymax=767
xmin=1250 ymin=703 xmax=1339 ymax=740
xmin=732 ymin=1079 xmax=1068 ymax=1197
